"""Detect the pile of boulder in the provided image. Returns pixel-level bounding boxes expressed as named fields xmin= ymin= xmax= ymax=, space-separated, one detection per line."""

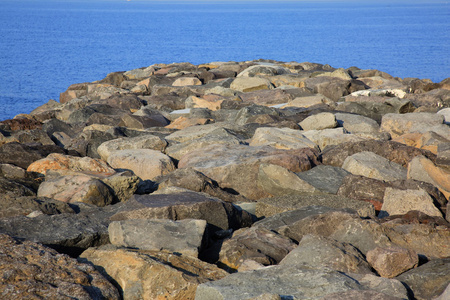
xmin=0 ymin=59 xmax=449 ymax=299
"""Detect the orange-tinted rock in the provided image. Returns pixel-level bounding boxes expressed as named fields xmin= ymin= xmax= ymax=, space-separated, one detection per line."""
xmin=166 ymin=116 xmax=212 ymax=130
xmin=367 ymin=246 xmax=419 ymax=278
xmin=408 ymin=155 xmax=450 ymax=199
xmin=27 ymin=153 xmax=116 ymax=176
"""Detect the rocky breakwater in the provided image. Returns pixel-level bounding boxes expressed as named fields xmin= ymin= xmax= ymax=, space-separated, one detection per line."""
xmin=0 ymin=59 xmax=449 ymax=299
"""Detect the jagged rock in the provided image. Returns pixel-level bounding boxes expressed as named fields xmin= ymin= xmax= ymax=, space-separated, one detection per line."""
xmin=279 ymin=234 xmax=372 ymax=274
xmin=109 ymin=219 xmax=207 ymax=257
xmin=0 ymin=142 xmax=68 ymax=169
xmin=230 ymin=77 xmax=273 ymax=92
xmin=0 ymin=203 xmax=122 ymax=256
xmin=255 ymin=194 xmax=374 ymax=219
xmin=195 ymin=263 xmax=404 ymax=300
xmin=0 ymin=195 xmax=75 ymax=218
xmin=380 ymin=112 xmax=446 ymax=139
xmin=299 ymin=112 xmax=337 ymax=131
xmin=295 ymin=165 xmax=351 ymax=194
xmin=366 ymin=246 xmax=418 ymax=278
xmin=0 ymin=234 xmax=120 ymax=300
xmin=97 ymin=134 xmax=167 ymax=161
xmin=249 ymin=127 xmax=318 ymax=150
xmin=233 ymin=105 xmax=280 ymax=126
xmin=154 ymin=167 xmax=247 ymax=203
xmin=79 ymin=245 xmax=228 ymax=300
xmin=396 ymin=258 xmax=450 ymax=300
xmin=107 ymin=149 xmax=175 ymax=180
xmin=110 ymin=191 xmax=253 ymax=231
xmin=97 ymin=171 xmax=140 ymax=203
xmin=178 ymin=144 xmax=320 ymax=200
xmin=321 ymin=140 xmax=436 ymax=168
xmin=303 ymin=76 xmax=351 ymax=101
xmin=302 ymin=128 xmax=366 ymax=151
xmin=239 ymin=89 xmax=293 ymax=106
xmin=218 ymin=226 xmax=296 ymax=271
xmin=284 ymin=94 xmax=334 ymax=108
xmin=27 ymin=153 xmax=115 ymax=176
xmin=342 ymin=151 xmax=407 ymax=181
xmin=335 ymin=112 xmax=381 ymax=135
xmin=407 ymin=155 xmax=450 ymax=198
xmin=0 ymin=177 xmax=36 ymax=198
xmin=379 ymin=188 xmax=443 ymax=218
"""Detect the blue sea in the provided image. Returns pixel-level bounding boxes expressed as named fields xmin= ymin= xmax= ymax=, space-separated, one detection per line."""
xmin=0 ymin=0 xmax=449 ymax=121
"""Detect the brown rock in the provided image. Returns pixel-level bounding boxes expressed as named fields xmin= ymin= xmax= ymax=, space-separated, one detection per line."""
xmin=165 ymin=116 xmax=212 ymax=129
xmin=27 ymin=153 xmax=116 ymax=176
xmin=178 ymin=144 xmax=320 ymax=200
xmin=321 ymin=140 xmax=437 ymax=168
xmin=0 ymin=234 xmax=120 ymax=300
xmin=408 ymin=155 xmax=450 ymax=199
xmin=79 ymin=245 xmax=228 ymax=300
xmin=218 ymin=227 xmax=296 ymax=271
xmin=366 ymin=246 xmax=418 ymax=278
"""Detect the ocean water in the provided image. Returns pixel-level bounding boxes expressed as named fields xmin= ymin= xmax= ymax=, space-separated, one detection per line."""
xmin=0 ymin=0 xmax=449 ymax=121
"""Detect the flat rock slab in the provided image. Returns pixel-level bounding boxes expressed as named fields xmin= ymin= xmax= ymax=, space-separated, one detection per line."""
xmin=110 ymin=191 xmax=253 ymax=231
xmin=109 ymin=219 xmax=207 ymax=257
xmin=301 ymin=128 xmax=366 ymax=151
xmin=379 ymin=188 xmax=443 ymax=218
xmin=380 ymin=112 xmax=445 ymax=138
xmin=342 ymin=151 xmax=407 ymax=181
xmin=396 ymin=258 xmax=450 ymax=300
xmin=255 ymin=194 xmax=375 ymax=219
xmin=178 ymin=144 xmax=320 ymax=200
xmin=249 ymin=127 xmax=318 ymax=150
xmin=295 ymin=165 xmax=350 ymax=194
xmin=0 ymin=234 xmax=120 ymax=300
xmin=80 ymin=245 xmax=228 ymax=300
xmin=107 ymin=149 xmax=175 ymax=180
xmin=0 ymin=195 xmax=75 ymax=218
xmin=195 ymin=264 xmax=403 ymax=300
xmin=321 ymin=140 xmax=437 ymax=168
xmin=0 ymin=203 xmax=121 ymax=256
xmin=97 ymin=134 xmax=168 ymax=161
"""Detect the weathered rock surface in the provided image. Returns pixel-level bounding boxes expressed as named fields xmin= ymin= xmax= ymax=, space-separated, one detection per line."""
xmin=110 ymin=191 xmax=253 ymax=230
xmin=0 ymin=234 xmax=120 ymax=300
xmin=342 ymin=151 xmax=408 ymax=181
xmin=178 ymin=144 xmax=320 ymax=200
xmin=80 ymin=245 xmax=228 ymax=300
xmin=109 ymin=219 xmax=207 ymax=257
xmin=396 ymin=258 xmax=450 ymax=300
xmin=107 ymin=149 xmax=175 ymax=180
xmin=218 ymin=226 xmax=296 ymax=271
xmin=366 ymin=246 xmax=418 ymax=278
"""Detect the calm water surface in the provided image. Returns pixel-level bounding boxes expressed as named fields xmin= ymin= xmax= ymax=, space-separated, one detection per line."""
xmin=0 ymin=0 xmax=449 ymax=120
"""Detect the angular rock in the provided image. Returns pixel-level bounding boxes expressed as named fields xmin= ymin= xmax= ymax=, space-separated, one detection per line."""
xmin=80 ymin=245 xmax=228 ymax=300
xmin=255 ymin=194 xmax=374 ymax=219
xmin=172 ymin=77 xmax=202 ymax=86
xmin=155 ymin=167 xmax=247 ymax=203
xmin=396 ymin=258 xmax=450 ymax=300
xmin=342 ymin=151 xmax=407 ymax=181
xmin=109 ymin=219 xmax=207 ymax=257
xmin=302 ymin=128 xmax=366 ymax=151
xmin=230 ymin=77 xmax=273 ymax=92
xmin=27 ymin=153 xmax=115 ymax=176
xmin=97 ymin=134 xmax=167 ymax=161
xmin=335 ymin=112 xmax=381 ymax=135
xmin=366 ymin=246 xmax=418 ymax=278
xmin=299 ymin=112 xmax=337 ymax=131
xmin=218 ymin=227 xmax=296 ymax=271
xmin=393 ymin=131 xmax=449 ymax=155
xmin=257 ymin=163 xmax=318 ymax=196
xmin=407 ymin=155 xmax=450 ymax=198
xmin=279 ymin=234 xmax=372 ymax=274
xmin=178 ymin=144 xmax=320 ymax=200
xmin=380 ymin=112 xmax=445 ymax=139
xmin=233 ymin=105 xmax=280 ymax=126
xmin=0 ymin=234 xmax=120 ymax=300
xmin=239 ymin=89 xmax=293 ymax=106
xmin=295 ymin=165 xmax=350 ymax=194
xmin=110 ymin=191 xmax=253 ymax=231
xmin=118 ymin=113 xmax=170 ymax=129
xmin=100 ymin=171 xmax=140 ymax=203
xmin=249 ymin=127 xmax=317 ymax=150
xmin=0 ymin=177 xmax=36 ymax=198
xmin=195 ymin=263 xmax=401 ymax=300
xmin=237 ymin=64 xmax=291 ymax=77
xmin=0 ymin=142 xmax=68 ymax=169
xmin=107 ymin=149 xmax=175 ymax=180
xmin=0 ymin=195 xmax=75 ymax=218
xmin=38 ymin=175 xmax=115 ymax=207
xmin=303 ymin=76 xmax=351 ymax=101
xmin=0 ymin=203 xmax=121 ymax=256
xmin=321 ymin=140 xmax=437 ymax=168
xmin=379 ymin=188 xmax=443 ymax=218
